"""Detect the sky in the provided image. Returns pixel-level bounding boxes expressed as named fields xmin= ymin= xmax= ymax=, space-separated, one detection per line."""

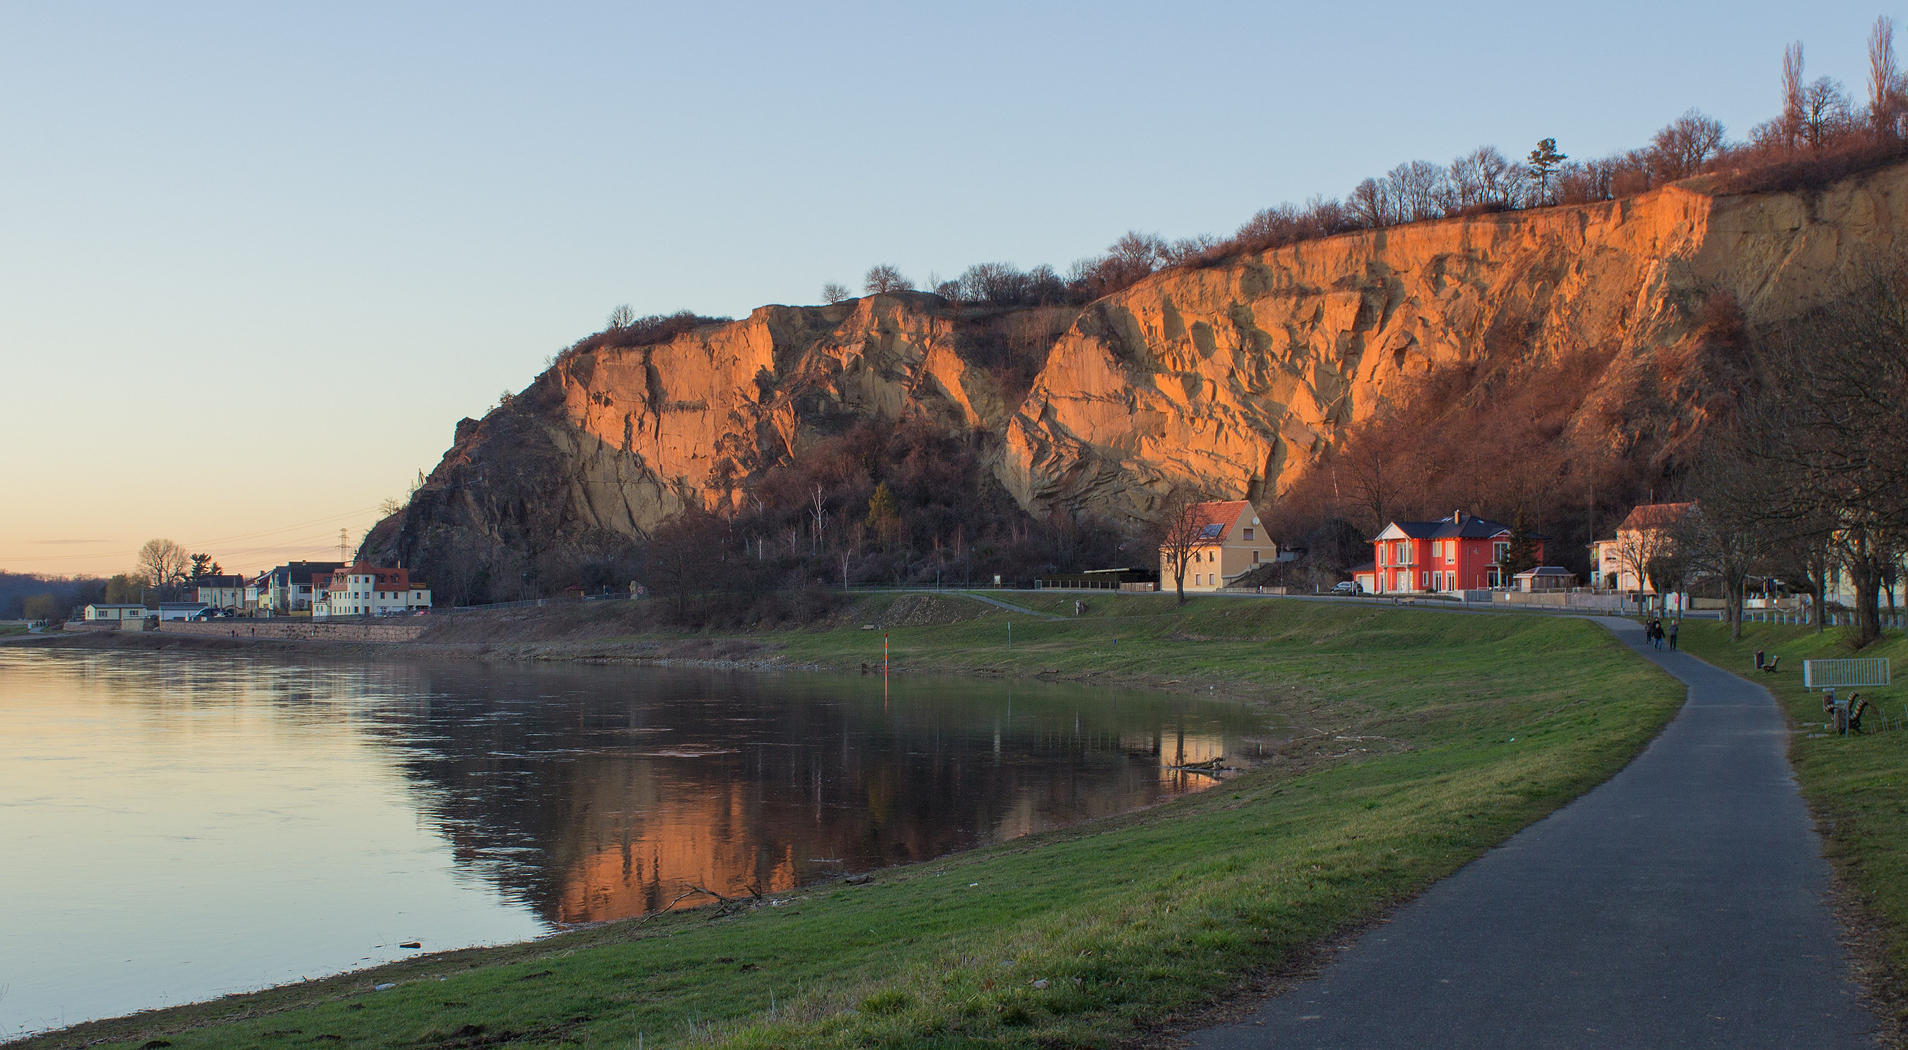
xmin=0 ymin=0 xmax=1892 ymax=578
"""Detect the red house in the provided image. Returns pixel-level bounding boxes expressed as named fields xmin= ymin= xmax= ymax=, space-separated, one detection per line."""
xmin=1366 ymin=511 xmax=1544 ymax=594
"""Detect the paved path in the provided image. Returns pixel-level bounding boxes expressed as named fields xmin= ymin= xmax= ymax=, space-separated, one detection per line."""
xmin=1189 ymin=616 xmax=1874 ymax=1049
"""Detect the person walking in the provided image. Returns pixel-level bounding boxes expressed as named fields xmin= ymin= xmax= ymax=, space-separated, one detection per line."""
xmin=1667 ymin=618 xmax=1680 ymax=650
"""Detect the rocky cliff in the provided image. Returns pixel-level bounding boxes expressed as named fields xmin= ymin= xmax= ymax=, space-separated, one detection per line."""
xmin=382 ymin=161 xmax=1908 ymax=585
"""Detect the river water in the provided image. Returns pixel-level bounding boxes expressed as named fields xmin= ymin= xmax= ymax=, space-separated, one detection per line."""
xmin=0 ymin=646 xmax=1271 ymax=1036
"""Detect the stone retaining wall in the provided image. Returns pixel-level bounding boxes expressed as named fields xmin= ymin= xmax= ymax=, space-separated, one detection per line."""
xmin=158 ymin=620 xmax=426 ymax=642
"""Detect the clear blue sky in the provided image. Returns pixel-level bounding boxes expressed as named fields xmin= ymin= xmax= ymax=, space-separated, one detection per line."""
xmin=0 ymin=0 xmax=1887 ymax=576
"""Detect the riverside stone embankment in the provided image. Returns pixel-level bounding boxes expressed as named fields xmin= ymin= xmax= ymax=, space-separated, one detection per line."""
xmin=152 ymin=620 xmax=426 ymax=643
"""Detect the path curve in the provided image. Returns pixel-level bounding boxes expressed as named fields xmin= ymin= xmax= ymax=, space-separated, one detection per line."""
xmin=1188 ymin=616 xmax=1874 ymax=1049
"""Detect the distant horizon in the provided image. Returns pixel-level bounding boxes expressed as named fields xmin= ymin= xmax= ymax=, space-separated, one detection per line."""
xmin=2 ymin=0 xmax=1892 ymax=577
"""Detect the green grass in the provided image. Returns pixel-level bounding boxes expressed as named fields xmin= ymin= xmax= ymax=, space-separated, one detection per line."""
xmin=32 ymin=599 xmax=1684 ymax=1050
xmin=1676 ymin=619 xmax=1908 ymax=1019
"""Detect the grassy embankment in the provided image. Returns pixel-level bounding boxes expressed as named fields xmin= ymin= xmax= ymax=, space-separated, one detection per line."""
xmin=1676 ymin=619 xmax=1908 ymax=1026
xmin=34 ymin=597 xmax=1683 ymax=1050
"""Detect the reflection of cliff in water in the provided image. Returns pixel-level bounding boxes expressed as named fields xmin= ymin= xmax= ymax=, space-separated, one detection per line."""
xmin=288 ymin=662 xmax=1271 ymax=926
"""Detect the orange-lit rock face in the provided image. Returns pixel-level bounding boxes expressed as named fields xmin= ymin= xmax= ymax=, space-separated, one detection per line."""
xmin=541 ymin=295 xmax=1025 ymax=536
xmin=1001 ymin=168 xmax=1908 ymax=519
xmin=407 ymin=162 xmax=1908 ymax=547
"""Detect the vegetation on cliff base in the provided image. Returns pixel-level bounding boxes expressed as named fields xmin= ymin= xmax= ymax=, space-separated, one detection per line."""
xmin=25 ymin=599 xmax=1683 ymax=1050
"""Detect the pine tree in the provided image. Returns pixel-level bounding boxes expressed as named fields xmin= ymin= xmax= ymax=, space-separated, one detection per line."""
xmin=1527 ymin=138 xmax=1567 ymax=204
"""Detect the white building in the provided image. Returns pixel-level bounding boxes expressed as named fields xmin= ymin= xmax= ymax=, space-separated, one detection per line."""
xmin=312 ymin=563 xmax=431 ymax=618
xmin=193 ymin=574 xmax=249 ymax=611
xmin=83 ymin=603 xmax=147 ymax=621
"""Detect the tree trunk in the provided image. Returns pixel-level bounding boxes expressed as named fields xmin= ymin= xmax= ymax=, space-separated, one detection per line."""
xmin=1847 ymin=554 xmax=1884 ymax=648
xmin=1728 ymin=577 xmax=1745 ymax=642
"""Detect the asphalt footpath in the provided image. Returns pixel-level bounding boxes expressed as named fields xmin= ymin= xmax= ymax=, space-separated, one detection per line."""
xmin=1187 ymin=616 xmax=1876 ymax=1049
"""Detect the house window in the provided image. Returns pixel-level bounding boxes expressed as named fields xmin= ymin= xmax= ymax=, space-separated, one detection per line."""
xmin=1493 ymin=541 xmax=1510 ymax=563
xmin=1243 ymin=528 xmax=1254 ymax=541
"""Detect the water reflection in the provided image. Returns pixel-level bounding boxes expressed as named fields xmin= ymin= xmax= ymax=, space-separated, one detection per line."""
xmin=291 ymin=661 xmax=1267 ymax=925
xmin=0 ymin=648 xmax=1271 ymax=1033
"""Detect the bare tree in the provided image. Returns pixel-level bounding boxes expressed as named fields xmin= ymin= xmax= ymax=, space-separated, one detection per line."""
xmin=821 ymin=282 xmax=851 ymax=304
xmin=1348 ymin=177 xmax=1396 ymax=228
xmin=1677 ymin=463 xmax=1775 ymax=642
xmin=1872 ymin=16 xmax=1899 ymax=139
xmin=1801 ymin=77 xmax=1851 ymax=152
xmin=1153 ymin=488 xmax=1214 ymax=605
xmin=1767 ymin=515 xmax=1837 ymax=632
xmin=1749 ymin=255 xmax=1908 ymax=645
xmin=1650 ymin=110 xmax=1726 ymax=180
xmin=862 ymin=264 xmax=914 ymax=295
xmin=607 ymin=303 xmax=637 ymax=330
xmin=1783 ymin=41 xmax=1806 ymax=152
xmin=809 ymin=485 xmax=829 ymax=554
xmin=1448 ymin=146 xmax=1520 ymax=209
xmin=136 ymin=539 xmax=190 ymax=597
xmin=1385 ymin=160 xmax=1450 ymax=221
xmin=1610 ymin=515 xmax=1675 ymax=616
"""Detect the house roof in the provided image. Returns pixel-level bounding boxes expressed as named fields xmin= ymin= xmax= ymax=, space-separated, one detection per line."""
xmin=1349 ymin=561 xmax=1376 ymax=574
xmin=1513 ymin=566 xmax=1577 ymax=578
xmin=1179 ymin=500 xmax=1255 ymax=543
xmin=193 ymin=575 xmax=247 ymax=588
xmin=1617 ymin=502 xmax=1695 ymax=533
xmin=1374 ymin=511 xmax=1547 ymax=542
xmin=88 ymin=603 xmax=146 ymax=609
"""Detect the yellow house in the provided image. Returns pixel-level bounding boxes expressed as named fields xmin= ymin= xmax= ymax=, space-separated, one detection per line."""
xmin=1160 ymin=500 xmax=1272 ymax=591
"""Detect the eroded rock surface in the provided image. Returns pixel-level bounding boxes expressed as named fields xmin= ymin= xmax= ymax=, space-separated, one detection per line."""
xmin=388 ymin=162 xmax=1908 ymax=572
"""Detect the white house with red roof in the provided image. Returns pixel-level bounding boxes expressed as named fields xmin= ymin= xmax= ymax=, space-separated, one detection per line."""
xmin=312 ymin=563 xmax=432 ymax=618
xmin=1158 ymin=500 xmax=1274 ymax=591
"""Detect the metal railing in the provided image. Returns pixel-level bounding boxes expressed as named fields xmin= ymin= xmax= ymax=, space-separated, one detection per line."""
xmin=1803 ymin=658 xmax=1892 ymax=690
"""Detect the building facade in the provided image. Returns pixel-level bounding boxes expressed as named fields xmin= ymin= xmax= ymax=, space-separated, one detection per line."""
xmin=1590 ymin=503 xmax=1694 ymax=594
xmin=1159 ymin=501 xmax=1274 ymax=591
xmin=254 ymin=561 xmax=346 ymax=613
xmin=1369 ymin=512 xmax=1543 ymax=594
xmin=312 ymin=563 xmax=432 ymax=618
xmin=193 ymin=575 xmax=249 ymax=611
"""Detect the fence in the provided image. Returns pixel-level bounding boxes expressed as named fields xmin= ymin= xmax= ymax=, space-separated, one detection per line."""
xmin=1803 ymin=658 xmax=1893 ymax=690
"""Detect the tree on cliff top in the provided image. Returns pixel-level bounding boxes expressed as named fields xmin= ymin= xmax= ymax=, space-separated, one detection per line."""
xmin=822 ymin=282 xmax=851 ymax=304
xmin=1526 ymin=138 xmax=1567 ymax=204
xmin=863 ymin=265 xmax=913 ymax=295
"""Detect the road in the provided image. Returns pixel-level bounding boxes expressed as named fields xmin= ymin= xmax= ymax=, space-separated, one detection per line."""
xmin=1187 ymin=616 xmax=1874 ymax=1049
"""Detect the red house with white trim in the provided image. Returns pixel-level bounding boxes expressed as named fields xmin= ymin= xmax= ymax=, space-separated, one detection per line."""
xmin=1367 ymin=512 xmax=1544 ymax=594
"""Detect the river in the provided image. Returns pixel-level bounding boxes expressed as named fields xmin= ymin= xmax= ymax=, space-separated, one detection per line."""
xmin=0 ymin=646 xmax=1272 ymax=1036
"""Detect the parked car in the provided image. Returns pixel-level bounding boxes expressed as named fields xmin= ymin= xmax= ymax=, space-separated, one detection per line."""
xmin=1332 ymin=581 xmax=1363 ymax=595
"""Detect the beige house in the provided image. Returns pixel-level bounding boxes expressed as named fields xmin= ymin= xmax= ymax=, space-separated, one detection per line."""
xmin=83 ymin=603 xmax=147 ymax=621
xmin=1591 ymin=503 xmax=1694 ymax=594
xmin=1160 ymin=500 xmax=1272 ymax=591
